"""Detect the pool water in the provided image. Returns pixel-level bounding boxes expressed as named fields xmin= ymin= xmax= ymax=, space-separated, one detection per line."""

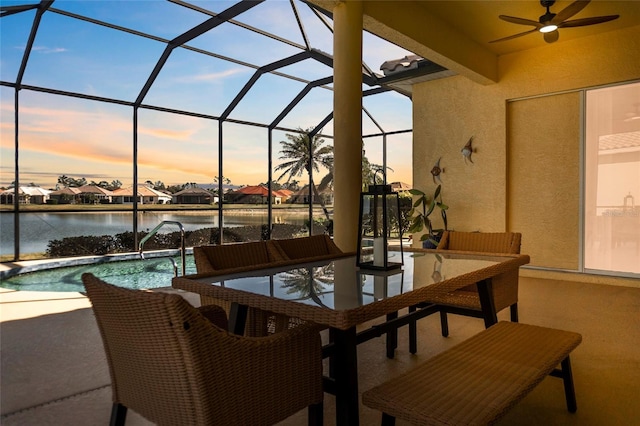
xmin=0 ymin=255 xmax=197 ymax=292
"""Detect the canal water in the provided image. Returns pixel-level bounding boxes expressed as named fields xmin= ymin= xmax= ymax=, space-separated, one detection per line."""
xmin=0 ymin=210 xmax=309 ymax=256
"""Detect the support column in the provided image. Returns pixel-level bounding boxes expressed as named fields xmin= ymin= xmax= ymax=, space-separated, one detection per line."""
xmin=332 ymin=0 xmax=363 ymax=252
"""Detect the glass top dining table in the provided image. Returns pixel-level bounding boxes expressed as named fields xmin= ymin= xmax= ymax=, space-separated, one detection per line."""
xmin=173 ymin=249 xmax=530 ymax=425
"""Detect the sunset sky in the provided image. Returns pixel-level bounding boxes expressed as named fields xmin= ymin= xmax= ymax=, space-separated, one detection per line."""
xmin=0 ymin=0 xmax=414 ymax=189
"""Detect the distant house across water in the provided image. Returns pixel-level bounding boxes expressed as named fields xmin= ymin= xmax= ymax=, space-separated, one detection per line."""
xmin=226 ymin=185 xmax=291 ymax=204
xmin=113 ymin=185 xmax=172 ymax=205
xmin=172 ymin=187 xmax=215 ymax=205
xmin=0 ymin=186 xmax=51 ymax=204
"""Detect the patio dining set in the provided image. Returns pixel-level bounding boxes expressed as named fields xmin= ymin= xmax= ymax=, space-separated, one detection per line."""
xmin=83 ymin=232 xmax=582 ymax=426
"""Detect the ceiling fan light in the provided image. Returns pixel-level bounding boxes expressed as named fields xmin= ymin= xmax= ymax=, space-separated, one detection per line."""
xmin=539 ymin=24 xmax=558 ymax=33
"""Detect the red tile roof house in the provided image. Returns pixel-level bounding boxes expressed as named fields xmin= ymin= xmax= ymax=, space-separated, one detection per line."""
xmin=226 ymin=185 xmax=287 ymax=204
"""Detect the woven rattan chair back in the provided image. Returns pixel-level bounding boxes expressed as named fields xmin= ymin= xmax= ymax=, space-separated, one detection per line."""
xmin=437 ymin=231 xmax=521 ymax=254
xmin=193 ymin=240 xmax=286 ymax=273
xmin=82 ymin=273 xmax=324 ymax=426
xmin=272 ymin=234 xmax=344 ymax=260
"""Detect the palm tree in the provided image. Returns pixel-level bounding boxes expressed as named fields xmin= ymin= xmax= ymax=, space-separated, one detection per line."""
xmin=275 ymin=128 xmax=333 ymax=220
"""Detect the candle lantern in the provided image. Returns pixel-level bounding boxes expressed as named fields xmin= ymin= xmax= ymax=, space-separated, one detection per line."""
xmin=356 ymin=184 xmax=404 ymax=270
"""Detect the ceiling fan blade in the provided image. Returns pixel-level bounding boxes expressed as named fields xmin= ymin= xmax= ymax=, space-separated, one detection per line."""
xmin=489 ymin=28 xmax=538 ymax=43
xmin=544 ymin=30 xmax=559 ymax=43
xmin=559 ymin=15 xmax=620 ymax=28
xmin=551 ymin=0 xmax=591 ymax=24
xmin=498 ymin=15 xmax=542 ymax=28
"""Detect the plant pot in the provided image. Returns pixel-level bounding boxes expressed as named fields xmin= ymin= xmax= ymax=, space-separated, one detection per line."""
xmin=422 ymin=233 xmax=443 ymax=249
xmin=422 ymin=240 xmax=438 ymax=249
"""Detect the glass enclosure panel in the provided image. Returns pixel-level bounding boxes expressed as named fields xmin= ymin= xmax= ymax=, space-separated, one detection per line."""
xmin=271 ymin=128 xmax=331 ymax=238
xmin=56 ymin=0 xmax=207 ymax=38
xmin=363 ymin=90 xmax=412 ymax=133
xmin=584 ymin=82 xmax=640 ymax=275
xmin=362 ymin=136 xmax=384 ymax=187
xmin=188 ymin=9 xmax=301 ymax=67
xmin=278 ymin=58 xmax=335 ymax=84
xmin=0 ymin=6 xmax=34 ymax=82
xmin=221 ymin=122 xmax=269 ymax=242
xmin=277 ymin=85 xmax=334 ymax=130
xmin=386 ymin=133 xmax=412 ymax=187
xmin=213 ymin=0 xmax=307 ymax=46
xmin=23 ymin=12 xmax=163 ymax=101
xmin=227 ymin=72 xmax=307 ymax=124
xmin=15 ymin=91 xmax=133 ymax=258
xmin=0 ymin=87 xmax=16 ymax=259
xmin=294 ymin=2 xmax=334 ymax=56
xmin=137 ymin=109 xmax=219 ymax=247
xmin=144 ymin=46 xmax=254 ymax=116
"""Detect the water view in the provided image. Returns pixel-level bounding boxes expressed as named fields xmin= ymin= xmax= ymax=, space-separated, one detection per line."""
xmin=0 ymin=210 xmax=310 ymax=256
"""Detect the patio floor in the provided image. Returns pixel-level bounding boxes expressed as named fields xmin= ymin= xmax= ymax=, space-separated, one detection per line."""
xmin=1 ymin=276 xmax=639 ymax=425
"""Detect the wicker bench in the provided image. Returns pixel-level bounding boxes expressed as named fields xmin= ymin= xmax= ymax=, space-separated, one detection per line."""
xmin=363 ymin=321 xmax=582 ymax=425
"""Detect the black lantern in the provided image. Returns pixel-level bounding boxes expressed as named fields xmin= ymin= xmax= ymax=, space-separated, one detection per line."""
xmin=356 ymin=184 xmax=404 ymax=270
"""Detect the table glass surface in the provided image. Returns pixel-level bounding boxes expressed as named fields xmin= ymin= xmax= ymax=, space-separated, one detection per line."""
xmin=191 ymin=251 xmax=507 ymax=311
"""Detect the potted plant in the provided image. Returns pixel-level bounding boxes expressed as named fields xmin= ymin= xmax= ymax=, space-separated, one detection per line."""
xmin=407 ymin=184 xmax=448 ymax=249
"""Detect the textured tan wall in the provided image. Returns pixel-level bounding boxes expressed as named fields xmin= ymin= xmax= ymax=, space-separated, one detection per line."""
xmin=412 ymin=25 xmax=640 ymax=272
xmin=413 ymin=78 xmax=506 ymax=235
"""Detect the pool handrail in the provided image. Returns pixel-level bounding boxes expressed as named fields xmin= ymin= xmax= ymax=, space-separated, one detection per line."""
xmin=139 ymin=221 xmax=186 ymax=276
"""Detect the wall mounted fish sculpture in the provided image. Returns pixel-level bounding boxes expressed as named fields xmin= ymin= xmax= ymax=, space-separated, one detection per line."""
xmin=431 ymin=157 xmax=444 ymax=184
xmin=461 ymin=136 xmax=474 ymax=164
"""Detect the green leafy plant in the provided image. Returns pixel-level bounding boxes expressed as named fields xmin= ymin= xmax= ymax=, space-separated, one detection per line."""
xmin=407 ymin=184 xmax=448 ymax=247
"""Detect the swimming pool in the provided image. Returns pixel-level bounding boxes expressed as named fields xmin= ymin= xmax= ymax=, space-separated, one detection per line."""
xmin=0 ymin=255 xmax=197 ymax=292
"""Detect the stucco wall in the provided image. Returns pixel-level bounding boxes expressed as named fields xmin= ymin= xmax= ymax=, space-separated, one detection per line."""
xmin=412 ymin=25 xmax=640 ymax=277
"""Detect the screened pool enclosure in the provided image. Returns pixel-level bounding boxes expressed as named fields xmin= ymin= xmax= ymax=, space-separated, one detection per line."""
xmin=1 ymin=0 xmax=451 ymax=261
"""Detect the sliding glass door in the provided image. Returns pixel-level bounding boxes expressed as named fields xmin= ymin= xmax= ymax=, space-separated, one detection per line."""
xmin=584 ymin=82 xmax=640 ymax=275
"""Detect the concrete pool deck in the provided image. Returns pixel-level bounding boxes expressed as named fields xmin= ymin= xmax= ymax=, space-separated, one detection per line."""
xmin=2 ymin=276 xmax=640 ymax=425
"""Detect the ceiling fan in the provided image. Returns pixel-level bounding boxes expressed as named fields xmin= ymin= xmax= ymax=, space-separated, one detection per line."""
xmin=490 ymin=0 xmax=620 ymax=44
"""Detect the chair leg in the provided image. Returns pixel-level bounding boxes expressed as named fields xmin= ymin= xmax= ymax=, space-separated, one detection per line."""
xmin=110 ymin=403 xmax=127 ymax=426
xmin=560 ymin=356 xmax=578 ymax=413
xmin=510 ymin=303 xmax=519 ymax=322
xmin=382 ymin=412 xmax=396 ymax=426
xmin=439 ymin=310 xmax=449 ymax=337
xmin=308 ymin=402 xmax=324 ymax=426
xmin=408 ymin=305 xmax=417 ymax=354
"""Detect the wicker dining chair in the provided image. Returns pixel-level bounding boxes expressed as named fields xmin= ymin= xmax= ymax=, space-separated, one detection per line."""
xmin=193 ymin=240 xmax=297 ymax=336
xmin=82 ymin=273 xmax=324 ymax=426
xmin=193 ymin=240 xmax=287 ymax=274
xmin=410 ymin=231 xmax=522 ymax=349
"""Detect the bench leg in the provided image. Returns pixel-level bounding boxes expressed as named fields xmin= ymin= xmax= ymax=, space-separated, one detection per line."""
xmin=408 ymin=305 xmax=417 ymax=354
xmin=561 ymin=356 xmax=578 ymax=413
xmin=381 ymin=413 xmax=396 ymax=426
xmin=386 ymin=311 xmax=398 ymax=359
xmin=439 ymin=310 xmax=449 ymax=337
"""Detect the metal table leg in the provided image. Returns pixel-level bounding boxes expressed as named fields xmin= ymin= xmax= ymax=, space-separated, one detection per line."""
xmin=332 ymin=326 xmax=359 ymax=425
